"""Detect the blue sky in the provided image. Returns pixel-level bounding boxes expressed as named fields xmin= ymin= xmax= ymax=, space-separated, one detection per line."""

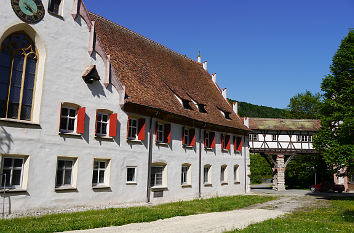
xmin=84 ymin=0 xmax=354 ymax=109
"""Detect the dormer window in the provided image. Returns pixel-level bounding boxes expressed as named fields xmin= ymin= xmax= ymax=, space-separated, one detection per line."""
xmin=175 ymin=94 xmax=193 ymax=110
xmin=198 ymin=104 xmax=207 ymax=113
xmin=218 ymin=108 xmax=232 ymax=120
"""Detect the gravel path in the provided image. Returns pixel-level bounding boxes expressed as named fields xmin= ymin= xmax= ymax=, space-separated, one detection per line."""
xmin=66 ymin=194 xmax=316 ymax=233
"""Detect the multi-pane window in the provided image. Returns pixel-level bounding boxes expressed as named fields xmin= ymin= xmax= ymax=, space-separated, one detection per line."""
xmin=249 ymin=134 xmax=258 ymax=141
xmin=272 ymin=134 xmax=278 ymax=141
xmin=221 ymin=134 xmax=231 ymax=150
xmin=128 ymin=118 xmax=138 ymax=139
xmin=60 ymin=107 xmax=76 ymax=133
xmin=157 ymin=123 xmax=164 ymax=143
xmin=204 ymin=131 xmax=215 ymax=149
xmin=151 ymin=166 xmax=163 ymax=187
xmin=234 ymin=165 xmax=239 ymax=182
xmin=297 ymin=135 xmax=312 ymax=142
xmin=56 ymin=159 xmax=73 ymax=187
xmin=203 ymin=166 xmax=210 ymax=184
xmin=220 ymin=166 xmax=227 ymax=183
xmin=0 ymin=32 xmax=38 ymax=121
xmin=127 ymin=167 xmax=136 ymax=183
xmin=48 ymin=0 xmax=63 ymax=15
xmin=92 ymin=160 xmax=106 ymax=186
xmin=181 ymin=165 xmax=189 ymax=185
xmin=96 ymin=112 xmax=109 ymax=136
xmin=183 ymin=128 xmax=189 ymax=145
xmin=1 ymin=157 xmax=24 ymax=188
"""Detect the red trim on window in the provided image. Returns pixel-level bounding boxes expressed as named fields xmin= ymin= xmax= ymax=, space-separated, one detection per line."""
xmin=204 ymin=131 xmax=207 ymax=148
xmin=165 ymin=123 xmax=171 ymax=143
xmin=109 ymin=113 xmax=117 ymax=137
xmin=226 ymin=135 xmax=231 ymax=150
xmin=221 ymin=134 xmax=224 ymax=149
xmin=233 ymin=136 xmax=236 ymax=152
xmin=211 ymin=132 xmax=215 ymax=148
xmin=190 ymin=128 xmax=195 ymax=146
xmin=127 ymin=116 xmax=130 ymax=139
xmin=95 ymin=110 xmax=98 ymax=135
xmin=58 ymin=103 xmax=62 ymax=132
xmin=237 ymin=137 xmax=242 ymax=151
xmin=76 ymin=107 xmax=85 ymax=134
xmin=138 ymin=118 xmax=146 ymax=140
xmin=182 ymin=127 xmax=185 ymax=145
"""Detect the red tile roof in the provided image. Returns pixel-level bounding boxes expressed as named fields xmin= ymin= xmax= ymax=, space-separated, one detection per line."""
xmin=88 ymin=12 xmax=249 ymax=133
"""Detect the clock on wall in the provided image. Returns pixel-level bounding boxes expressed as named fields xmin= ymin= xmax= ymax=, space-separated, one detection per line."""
xmin=11 ymin=0 xmax=45 ymax=24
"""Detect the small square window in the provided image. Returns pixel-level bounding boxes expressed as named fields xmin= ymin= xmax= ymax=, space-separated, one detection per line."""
xmin=1 ymin=157 xmax=24 ymax=189
xmin=181 ymin=165 xmax=190 ymax=185
xmin=151 ymin=166 xmax=164 ymax=187
xmin=56 ymin=159 xmax=74 ymax=188
xmin=157 ymin=123 xmax=164 ymax=143
xmin=48 ymin=0 xmax=63 ymax=16
xmin=60 ymin=107 xmax=77 ymax=133
xmin=96 ymin=112 xmax=109 ymax=136
xmin=126 ymin=167 xmax=136 ymax=183
xmin=128 ymin=118 xmax=138 ymax=139
xmin=272 ymin=134 xmax=278 ymax=141
xmin=203 ymin=165 xmax=211 ymax=184
xmin=92 ymin=160 xmax=107 ymax=186
xmin=220 ymin=165 xmax=227 ymax=183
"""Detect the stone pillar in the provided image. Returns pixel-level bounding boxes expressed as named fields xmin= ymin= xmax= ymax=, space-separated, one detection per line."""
xmin=276 ymin=155 xmax=286 ymax=191
xmin=272 ymin=154 xmax=286 ymax=191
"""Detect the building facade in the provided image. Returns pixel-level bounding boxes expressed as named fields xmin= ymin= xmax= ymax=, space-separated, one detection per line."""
xmin=0 ymin=0 xmax=250 ymax=215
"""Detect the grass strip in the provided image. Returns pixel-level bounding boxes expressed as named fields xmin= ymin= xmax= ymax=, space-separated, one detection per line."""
xmin=227 ymin=196 xmax=354 ymax=233
xmin=0 ymin=195 xmax=275 ymax=233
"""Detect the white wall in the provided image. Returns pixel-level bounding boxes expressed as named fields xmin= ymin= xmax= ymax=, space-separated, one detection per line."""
xmin=0 ymin=0 xmax=249 ymax=214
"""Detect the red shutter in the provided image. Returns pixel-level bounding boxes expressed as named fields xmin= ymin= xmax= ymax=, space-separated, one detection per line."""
xmin=127 ymin=116 xmax=130 ymax=139
xmin=138 ymin=118 xmax=146 ymax=140
xmin=190 ymin=128 xmax=195 ymax=146
xmin=226 ymin=135 xmax=231 ymax=150
xmin=58 ymin=103 xmax=62 ymax=132
xmin=237 ymin=137 xmax=242 ymax=151
xmin=182 ymin=127 xmax=185 ymax=145
xmin=155 ymin=121 xmax=158 ymax=142
xmin=211 ymin=132 xmax=215 ymax=148
xmin=76 ymin=107 xmax=86 ymax=134
xmin=204 ymin=131 xmax=207 ymax=148
xmin=95 ymin=110 xmax=98 ymax=135
xmin=221 ymin=134 xmax=224 ymax=149
xmin=109 ymin=113 xmax=117 ymax=137
xmin=233 ymin=136 xmax=236 ymax=152
xmin=165 ymin=123 xmax=171 ymax=143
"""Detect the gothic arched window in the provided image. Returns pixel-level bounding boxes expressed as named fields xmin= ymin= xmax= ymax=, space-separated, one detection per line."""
xmin=0 ymin=32 xmax=38 ymax=121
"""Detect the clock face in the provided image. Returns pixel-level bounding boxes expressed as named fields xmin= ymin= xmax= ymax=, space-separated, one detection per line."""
xmin=11 ymin=0 xmax=45 ymax=24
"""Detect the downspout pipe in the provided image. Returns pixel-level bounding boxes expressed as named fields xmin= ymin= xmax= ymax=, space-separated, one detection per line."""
xmin=243 ymin=135 xmax=247 ymax=193
xmin=146 ymin=117 xmax=154 ymax=203
xmin=198 ymin=128 xmax=202 ymax=198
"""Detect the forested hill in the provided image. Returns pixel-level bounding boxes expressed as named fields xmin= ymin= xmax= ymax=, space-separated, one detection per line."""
xmin=228 ymin=99 xmax=286 ymax=118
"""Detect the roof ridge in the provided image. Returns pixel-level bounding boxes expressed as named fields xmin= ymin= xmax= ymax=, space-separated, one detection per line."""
xmin=88 ymin=12 xmax=201 ymax=66
xmin=250 ymin=117 xmax=320 ymax=121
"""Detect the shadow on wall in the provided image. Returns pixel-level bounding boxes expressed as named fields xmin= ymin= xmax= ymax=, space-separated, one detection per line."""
xmin=0 ymin=126 xmax=13 ymax=154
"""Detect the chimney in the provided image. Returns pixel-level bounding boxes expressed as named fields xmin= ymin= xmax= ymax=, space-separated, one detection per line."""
xmin=244 ymin=117 xmax=249 ymax=128
xmin=233 ymin=101 xmax=238 ymax=115
xmin=197 ymin=51 xmax=201 ymax=63
xmin=212 ymin=73 xmax=216 ymax=83
xmin=222 ymin=88 xmax=227 ymax=99
xmin=203 ymin=61 xmax=207 ymax=71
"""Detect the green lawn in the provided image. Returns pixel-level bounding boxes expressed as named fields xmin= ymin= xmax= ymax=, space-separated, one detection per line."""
xmin=0 ymin=195 xmax=275 ymax=233
xmin=227 ymin=196 xmax=354 ymax=233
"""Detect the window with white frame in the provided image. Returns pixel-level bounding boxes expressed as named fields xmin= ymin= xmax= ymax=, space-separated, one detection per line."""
xmin=157 ymin=123 xmax=164 ymax=143
xmin=249 ymin=134 xmax=258 ymax=141
xmin=234 ymin=165 xmax=240 ymax=183
xmin=272 ymin=134 xmax=278 ymax=141
xmin=92 ymin=160 xmax=106 ymax=186
xmin=203 ymin=165 xmax=211 ymax=184
xmin=56 ymin=159 xmax=74 ymax=187
xmin=220 ymin=165 xmax=227 ymax=183
xmin=181 ymin=165 xmax=191 ymax=185
xmin=60 ymin=107 xmax=76 ymax=133
xmin=297 ymin=135 xmax=312 ymax=142
xmin=184 ymin=128 xmax=189 ymax=145
xmin=151 ymin=166 xmax=164 ymax=187
xmin=128 ymin=118 xmax=138 ymax=139
xmin=48 ymin=0 xmax=64 ymax=16
xmin=1 ymin=157 xmax=24 ymax=189
xmin=96 ymin=112 xmax=109 ymax=136
xmin=126 ymin=167 xmax=136 ymax=183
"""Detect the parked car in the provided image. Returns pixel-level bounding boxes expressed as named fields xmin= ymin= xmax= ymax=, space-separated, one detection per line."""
xmin=310 ymin=182 xmax=345 ymax=193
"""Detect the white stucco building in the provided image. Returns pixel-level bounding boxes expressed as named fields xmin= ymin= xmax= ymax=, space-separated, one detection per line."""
xmin=0 ymin=0 xmax=250 ymax=215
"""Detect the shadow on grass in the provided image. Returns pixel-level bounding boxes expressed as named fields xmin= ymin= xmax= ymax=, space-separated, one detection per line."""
xmin=343 ymin=210 xmax=354 ymax=222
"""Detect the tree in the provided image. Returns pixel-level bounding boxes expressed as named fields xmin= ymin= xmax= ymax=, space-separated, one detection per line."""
xmin=313 ymin=31 xmax=354 ymax=174
xmin=285 ymin=90 xmax=321 ymax=119
xmin=250 ymin=153 xmax=273 ymax=184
